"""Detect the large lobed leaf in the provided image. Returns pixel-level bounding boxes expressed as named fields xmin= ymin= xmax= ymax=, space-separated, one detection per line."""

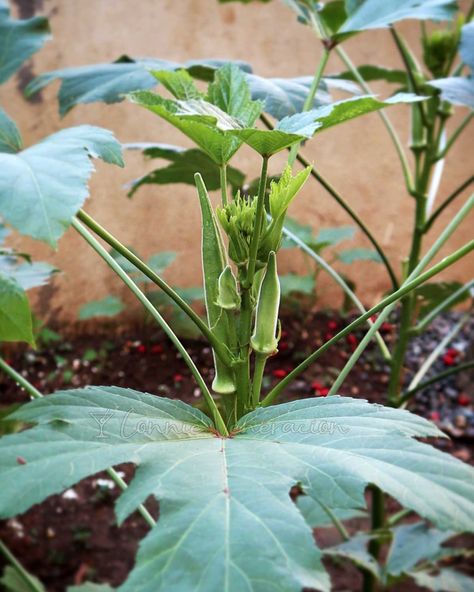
xmin=0 ymin=0 xmax=51 ymax=84
xmin=1 ymin=389 xmax=473 ymax=591
xmin=0 ymin=125 xmax=123 ymax=246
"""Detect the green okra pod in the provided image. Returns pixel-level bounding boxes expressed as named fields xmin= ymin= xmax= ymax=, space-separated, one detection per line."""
xmin=195 ymin=173 xmax=237 ymax=394
xmin=251 ymin=251 xmax=280 ymax=355
xmin=216 ymin=265 xmax=241 ymax=311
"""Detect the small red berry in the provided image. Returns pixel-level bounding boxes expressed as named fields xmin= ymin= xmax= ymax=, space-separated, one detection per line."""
xmin=327 ymin=320 xmax=338 ymax=331
xmin=272 ymin=369 xmax=288 ymax=378
xmin=442 ymin=354 xmax=455 ymax=366
xmin=381 ymin=322 xmax=393 ymax=332
xmin=317 ymin=387 xmax=330 ymax=397
xmin=429 ymin=411 xmax=440 ymax=422
xmin=446 ymin=348 xmax=459 ymax=358
xmin=325 ymin=332 xmax=334 ymax=341
xmin=151 ymin=344 xmax=164 ymax=354
xmin=457 ymin=393 xmax=470 ymax=406
xmin=346 ymin=334 xmax=357 ymax=346
xmin=173 ymin=373 xmax=184 ymax=382
xmin=279 ymin=341 xmax=289 ymax=351
xmin=137 ymin=344 xmax=146 ymax=354
xmin=311 ymin=381 xmax=323 ymax=391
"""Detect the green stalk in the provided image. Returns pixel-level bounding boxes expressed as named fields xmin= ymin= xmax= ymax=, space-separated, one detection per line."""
xmin=435 ymin=112 xmax=473 ymax=161
xmin=251 ymin=352 xmax=267 ymax=408
xmin=363 ymin=487 xmax=385 ymax=592
xmin=72 ymin=218 xmax=228 ymax=436
xmin=0 ymin=539 xmax=44 ymax=592
xmin=399 ymin=361 xmax=474 ymax=406
xmin=0 ymin=355 xmax=156 ymax=527
xmin=246 ymin=156 xmax=269 ymax=286
xmin=261 ymin=240 xmax=474 ymax=407
xmin=220 ymin=164 xmax=228 ymax=206
xmin=414 ymin=280 xmax=474 ymax=333
xmin=424 ymin=175 xmax=474 ymax=232
xmin=259 ymin=113 xmax=399 ymax=291
xmin=405 ymin=312 xmax=470 ymax=396
xmin=281 ymin=222 xmax=391 ymax=361
xmin=335 ymin=46 xmax=414 ymax=194
xmin=77 ymin=209 xmax=231 ymax=367
xmin=287 ymin=47 xmax=330 ymax=166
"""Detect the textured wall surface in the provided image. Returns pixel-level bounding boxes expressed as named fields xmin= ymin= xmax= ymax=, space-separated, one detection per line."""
xmin=2 ymin=0 xmax=473 ymax=325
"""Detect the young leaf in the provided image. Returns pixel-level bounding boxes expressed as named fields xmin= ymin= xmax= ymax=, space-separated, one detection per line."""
xmin=1 ymin=391 xmax=474 ymax=592
xmin=78 ymin=296 xmax=125 ymax=320
xmin=0 ymin=274 xmax=34 ymax=345
xmin=0 ymin=258 xmax=56 ymax=290
xmin=152 ymin=69 xmax=203 ymax=100
xmin=125 ymin=143 xmax=245 ymax=196
xmin=279 ymin=273 xmax=314 ymax=297
xmin=0 ymin=108 xmax=22 ymax=154
xmin=0 ymin=1 xmax=50 ymax=84
xmin=329 ymin=66 xmax=408 ymax=86
xmin=0 ymin=126 xmax=123 ymax=247
xmin=416 ymin=281 xmax=470 ymax=317
xmin=325 ymin=533 xmax=381 ymax=579
xmin=26 ymin=57 xmax=252 ymax=116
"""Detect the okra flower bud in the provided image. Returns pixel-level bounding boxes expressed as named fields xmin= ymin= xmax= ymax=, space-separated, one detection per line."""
xmin=251 ymin=251 xmax=280 ymax=355
xmin=217 ymin=192 xmax=257 ymax=266
xmin=216 ymin=266 xmax=241 ymax=310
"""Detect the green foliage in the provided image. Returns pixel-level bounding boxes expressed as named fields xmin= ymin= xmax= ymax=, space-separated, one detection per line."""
xmin=78 ymin=295 xmax=125 ymax=320
xmin=1 ymin=390 xmax=474 ymax=591
xmin=416 ymin=281 xmax=472 ymax=317
xmin=26 ymin=57 xmax=251 ymax=116
xmin=0 ymin=108 xmax=22 ymax=154
xmin=338 ymin=247 xmax=382 ymax=263
xmin=279 ymin=272 xmax=314 ymax=297
xmin=329 ymin=65 xmax=408 ymax=86
xmin=0 ymin=274 xmax=34 ymax=345
xmin=126 ymin=143 xmax=245 ymax=196
xmin=0 ymin=126 xmax=123 ymax=247
xmin=0 ymin=0 xmax=50 ymax=84
xmin=0 ymin=565 xmax=45 ymax=592
xmin=429 ymin=23 xmax=474 ymax=108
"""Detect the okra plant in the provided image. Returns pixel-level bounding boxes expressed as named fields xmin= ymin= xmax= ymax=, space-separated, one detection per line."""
xmin=0 ymin=1 xmax=474 ymax=591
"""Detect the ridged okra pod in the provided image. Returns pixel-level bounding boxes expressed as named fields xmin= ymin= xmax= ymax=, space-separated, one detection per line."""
xmin=195 ymin=173 xmax=236 ymax=394
xmin=251 ymin=251 xmax=280 ymax=356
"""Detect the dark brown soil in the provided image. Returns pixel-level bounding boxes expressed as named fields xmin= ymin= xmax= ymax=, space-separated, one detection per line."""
xmin=0 ymin=312 xmax=472 ymax=591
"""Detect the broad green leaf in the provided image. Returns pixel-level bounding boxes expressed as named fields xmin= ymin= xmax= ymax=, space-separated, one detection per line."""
xmin=0 ymin=1 xmax=50 ymax=84
xmin=325 ymin=533 xmax=381 ymax=579
xmin=281 ymin=217 xmax=314 ymax=248
xmin=329 ymin=65 xmax=408 ymax=86
xmin=460 ymin=21 xmax=474 ymax=69
xmin=0 ymin=565 xmax=46 ymax=592
xmin=315 ymin=225 xmax=356 ymax=247
xmin=410 ymin=568 xmax=474 ymax=592
xmin=0 ymin=274 xmax=34 ymax=344
xmin=230 ymin=93 xmax=425 ymax=155
xmin=296 ymin=495 xmax=366 ymax=527
xmin=78 ymin=296 xmax=125 ymax=320
xmin=338 ymin=248 xmax=382 ymax=263
xmin=1 ymin=392 xmax=474 ymax=591
xmin=125 ymin=143 xmax=245 ymax=196
xmin=338 ymin=0 xmax=457 ymax=38
xmin=0 ymin=126 xmax=123 ymax=246
xmin=279 ymin=273 xmax=314 ymax=297
xmin=27 ymin=57 xmax=252 ymax=116
xmin=0 ymin=258 xmax=56 ymax=290
xmin=385 ymin=522 xmax=455 ymax=577
xmin=0 ymin=107 xmax=22 ymax=154
xmin=128 ymin=92 xmax=243 ymax=164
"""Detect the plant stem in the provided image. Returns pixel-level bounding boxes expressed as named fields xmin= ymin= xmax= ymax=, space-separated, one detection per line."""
xmin=72 ymin=218 xmax=228 ymax=436
xmin=435 ymin=112 xmax=473 ymax=161
xmin=77 ymin=209 xmax=231 ymax=367
xmin=259 ymin=113 xmax=399 ymax=291
xmin=404 ymin=312 xmax=470 ymax=396
xmin=220 ymin=164 xmax=228 ymax=206
xmin=251 ymin=352 xmax=267 ymax=407
xmin=0 ymin=539 xmax=44 ymax=592
xmin=424 ymin=175 xmax=474 ymax=232
xmin=281 ymin=221 xmax=391 ymax=361
xmin=335 ymin=45 xmax=414 ymax=194
xmin=0 ymin=358 xmax=42 ymax=399
xmin=363 ymin=487 xmax=385 ymax=592
xmin=0 ymin=356 xmax=156 ymax=527
xmin=246 ymin=156 xmax=269 ymax=286
xmin=287 ymin=47 xmax=330 ymax=166
xmin=318 ymin=501 xmax=350 ymax=541
xmin=414 ymin=280 xmax=474 ymax=333
xmin=261 ymin=239 xmax=474 ymax=407
xmin=399 ymin=361 xmax=474 ymax=405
